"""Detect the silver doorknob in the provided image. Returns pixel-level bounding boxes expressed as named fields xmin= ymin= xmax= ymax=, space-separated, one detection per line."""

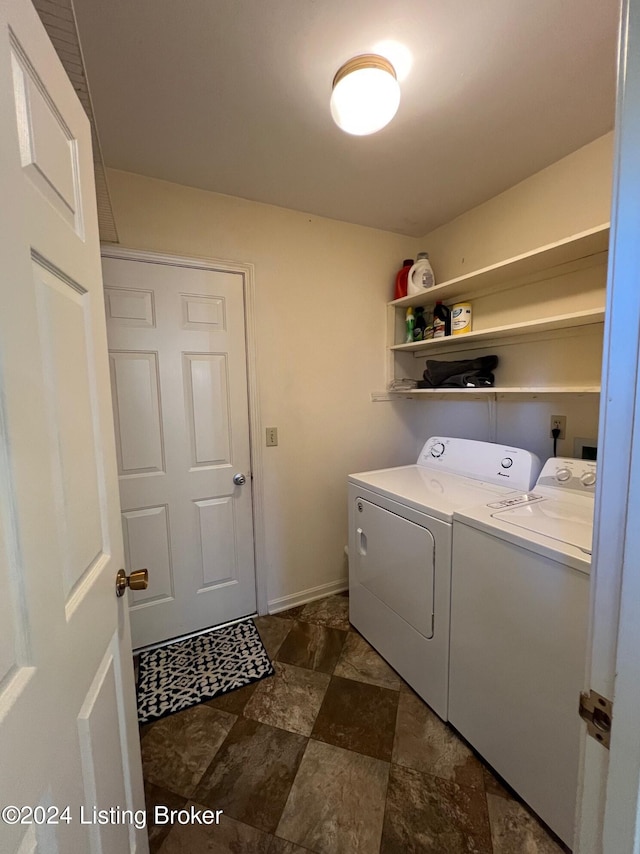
xmin=233 ymin=473 xmax=246 ymax=485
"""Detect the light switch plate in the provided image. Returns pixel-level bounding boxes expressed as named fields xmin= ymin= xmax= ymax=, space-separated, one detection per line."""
xmin=266 ymin=427 xmax=278 ymax=446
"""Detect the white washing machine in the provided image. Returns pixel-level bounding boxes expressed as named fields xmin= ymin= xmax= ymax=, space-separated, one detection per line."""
xmin=449 ymin=456 xmax=596 ymax=847
xmin=348 ymin=437 xmax=541 ymax=721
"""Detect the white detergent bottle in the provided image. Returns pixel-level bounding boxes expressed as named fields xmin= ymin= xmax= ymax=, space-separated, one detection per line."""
xmin=407 ymin=252 xmax=435 ymax=295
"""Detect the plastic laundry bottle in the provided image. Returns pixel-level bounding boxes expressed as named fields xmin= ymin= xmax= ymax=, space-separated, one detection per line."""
xmin=407 ymin=252 xmax=435 ymax=296
xmin=405 ymin=307 xmax=415 ymax=343
xmin=393 ymin=259 xmax=414 ymax=301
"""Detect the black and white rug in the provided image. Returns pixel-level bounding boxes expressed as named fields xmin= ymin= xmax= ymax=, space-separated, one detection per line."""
xmin=136 ymin=619 xmax=274 ymax=724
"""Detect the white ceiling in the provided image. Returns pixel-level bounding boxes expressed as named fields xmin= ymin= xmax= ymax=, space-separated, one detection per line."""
xmin=72 ymin=0 xmax=619 ymax=237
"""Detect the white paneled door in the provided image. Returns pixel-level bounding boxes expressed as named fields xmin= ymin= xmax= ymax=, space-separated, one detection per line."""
xmin=102 ymin=252 xmax=257 ymax=649
xmin=0 ymin=1 xmax=146 ymax=852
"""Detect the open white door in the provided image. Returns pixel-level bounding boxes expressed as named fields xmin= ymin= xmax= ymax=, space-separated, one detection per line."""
xmin=0 ymin=1 xmax=146 ymax=852
xmin=576 ymin=1 xmax=640 ymax=851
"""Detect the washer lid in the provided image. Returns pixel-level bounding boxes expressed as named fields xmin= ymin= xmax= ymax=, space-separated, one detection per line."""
xmin=348 ymin=465 xmax=514 ymax=521
xmin=493 ymin=498 xmax=594 ymax=553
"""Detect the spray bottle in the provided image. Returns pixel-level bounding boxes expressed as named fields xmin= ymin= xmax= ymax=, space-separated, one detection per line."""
xmin=405 ymin=307 xmax=415 ymax=343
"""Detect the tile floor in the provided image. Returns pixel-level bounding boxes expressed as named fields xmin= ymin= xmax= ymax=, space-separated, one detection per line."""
xmin=139 ymin=593 xmax=570 ymax=854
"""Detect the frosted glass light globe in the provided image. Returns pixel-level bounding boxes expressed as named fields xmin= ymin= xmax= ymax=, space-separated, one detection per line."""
xmin=330 ymin=55 xmax=400 ymax=136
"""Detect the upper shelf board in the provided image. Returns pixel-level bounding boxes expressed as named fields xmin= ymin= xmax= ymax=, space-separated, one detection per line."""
xmin=389 ymin=224 xmax=610 ymax=309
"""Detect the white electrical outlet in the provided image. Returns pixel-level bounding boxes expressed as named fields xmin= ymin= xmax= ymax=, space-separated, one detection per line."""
xmin=266 ymin=427 xmax=278 ymax=446
xmin=550 ymin=415 xmax=567 ymax=439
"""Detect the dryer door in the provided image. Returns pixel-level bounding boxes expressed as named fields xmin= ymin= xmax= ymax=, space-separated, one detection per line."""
xmin=353 ymin=497 xmax=435 ymax=638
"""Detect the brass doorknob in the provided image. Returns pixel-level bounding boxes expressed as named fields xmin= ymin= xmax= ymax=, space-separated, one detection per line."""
xmin=116 ymin=568 xmax=149 ymax=598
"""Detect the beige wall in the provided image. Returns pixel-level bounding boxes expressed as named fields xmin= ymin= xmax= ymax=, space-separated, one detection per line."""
xmin=406 ymin=131 xmax=614 ymax=463
xmin=106 ymin=168 xmax=420 ymax=609
xmin=421 ymin=132 xmax=614 ymax=283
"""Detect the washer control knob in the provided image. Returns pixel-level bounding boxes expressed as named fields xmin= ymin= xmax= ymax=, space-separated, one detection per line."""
xmin=430 ymin=442 xmax=445 ymax=458
xmin=501 ymin=457 xmax=513 ymax=469
xmin=581 ymin=471 xmax=596 ymax=487
xmin=556 ymin=468 xmax=572 ymax=482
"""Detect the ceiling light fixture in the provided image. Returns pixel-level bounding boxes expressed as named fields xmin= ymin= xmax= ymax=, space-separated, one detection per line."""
xmin=372 ymin=41 xmax=413 ymax=82
xmin=330 ymin=54 xmax=400 ymax=136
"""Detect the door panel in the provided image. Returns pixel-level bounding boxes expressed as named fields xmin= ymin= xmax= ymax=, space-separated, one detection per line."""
xmin=110 ymin=351 xmax=165 ymax=476
xmin=195 ymin=496 xmax=238 ymax=587
xmin=181 ymin=294 xmax=225 ymax=329
xmin=103 ymin=254 xmax=256 ymax=648
xmin=105 ymin=287 xmax=155 ymax=327
xmin=0 ymin=2 xmax=146 ymax=851
xmin=34 ymin=261 xmax=104 ymax=595
xmin=123 ymin=505 xmax=174 ymax=605
xmin=10 ymin=42 xmax=82 ymax=233
xmin=77 ymin=641 xmax=131 ymax=852
xmin=184 ymin=353 xmax=232 ymax=467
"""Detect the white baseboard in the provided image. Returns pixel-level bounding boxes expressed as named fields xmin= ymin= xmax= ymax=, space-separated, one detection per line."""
xmin=268 ymin=578 xmax=349 ymax=615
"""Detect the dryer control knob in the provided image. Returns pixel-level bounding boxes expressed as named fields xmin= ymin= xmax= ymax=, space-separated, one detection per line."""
xmin=581 ymin=471 xmax=596 ymax=487
xmin=501 ymin=457 xmax=513 ymax=469
xmin=556 ymin=468 xmax=572 ymax=482
xmin=430 ymin=442 xmax=445 ymax=458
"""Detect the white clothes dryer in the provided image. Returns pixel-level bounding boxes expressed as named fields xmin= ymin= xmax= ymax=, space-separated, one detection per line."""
xmin=449 ymin=456 xmax=596 ymax=846
xmin=348 ymin=437 xmax=540 ymax=721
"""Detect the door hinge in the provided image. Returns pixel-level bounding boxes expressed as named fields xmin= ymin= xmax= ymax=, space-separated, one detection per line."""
xmin=579 ymin=690 xmax=613 ymax=749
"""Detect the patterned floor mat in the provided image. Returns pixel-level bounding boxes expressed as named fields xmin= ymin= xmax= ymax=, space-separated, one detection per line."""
xmin=136 ymin=619 xmax=274 ymax=724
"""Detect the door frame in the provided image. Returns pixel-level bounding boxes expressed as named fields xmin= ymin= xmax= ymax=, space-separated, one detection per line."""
xmin=574 ymin=0 xmax=640 ymax=850
xmin=100 ymin=244 xmax=268 ymax=617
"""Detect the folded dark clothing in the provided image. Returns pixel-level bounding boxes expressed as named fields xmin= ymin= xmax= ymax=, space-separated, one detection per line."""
xmin=417 ymin=373 xmax=495 ymax=389
xmin=421 ymin=356 xmax=499 ymax=388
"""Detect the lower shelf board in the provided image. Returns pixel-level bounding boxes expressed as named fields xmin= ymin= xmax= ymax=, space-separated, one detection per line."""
xmin=375 ymin=387 xmax=601 ymax=401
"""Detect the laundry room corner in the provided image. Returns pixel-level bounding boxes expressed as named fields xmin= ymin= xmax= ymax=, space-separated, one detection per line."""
xmin=396 ymin=133 xmax=614 ymax=462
